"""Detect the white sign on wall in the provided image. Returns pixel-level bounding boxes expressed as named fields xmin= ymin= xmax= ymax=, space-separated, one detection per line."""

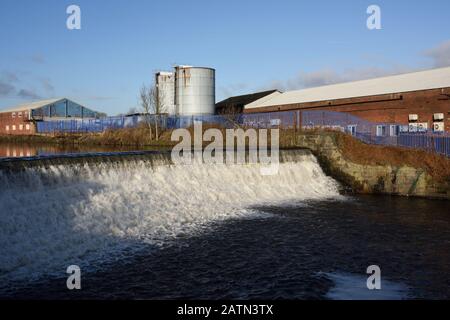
xmin=417 ymin=122 xmax=428 ymax=133
xmin=408 ymin=123 xmax=418 ymax=133
xmin=399 ymin=125 xmax=409 ymax=133
xmin=270 ymin=119 xmax=281 ymax=126
xmin=433 ymin=122 xmax=444 ymax=132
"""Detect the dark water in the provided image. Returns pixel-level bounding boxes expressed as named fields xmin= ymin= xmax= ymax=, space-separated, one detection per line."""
xmin=2 ymin=196 xmax=449 ymax=300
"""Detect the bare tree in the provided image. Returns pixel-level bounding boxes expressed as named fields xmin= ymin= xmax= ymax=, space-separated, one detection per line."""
xmin=139 ymin=83 xmax=167 ymax=141
xmin=153 ymin=83 xmax=167 ymax=140
xmin=139 ymin=84 xmax=153 ymax=140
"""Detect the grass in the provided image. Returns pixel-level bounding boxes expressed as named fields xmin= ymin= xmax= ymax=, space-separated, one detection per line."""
xmin=333 ymin=131 xmax=450 ymax=181
xmin=0 ymin=124 xmax=176 ymax=147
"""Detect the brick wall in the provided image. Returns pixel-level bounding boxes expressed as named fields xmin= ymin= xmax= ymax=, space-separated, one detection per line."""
xmin=244 ymin=88 xmax=450 ymax=131
xmin=0 ymin=110 xmax=36 ymax=135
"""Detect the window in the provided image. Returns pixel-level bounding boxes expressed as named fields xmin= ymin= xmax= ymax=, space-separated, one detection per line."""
xmin=19 ymin=124 xmax=23 ymax=130
xmin=347 ymin=125 xmax=357 ymax=136
xmin=5 ymin=125 xmax=9 ymax=131
xmin=12 ymin=112 xmax=16 ymax=118
xmin=67 ymin=101 xmax=82 ymax=118
xmin=18 ymin=112 xmax=22 ymax=118
xmin=33 ymin=105 xmax=51 ymax=118
xmin=50 ymin=101 xmax=67 ymax=118
xmin=376 ymin=125 xmax=386 ymax=137
xmin=390 ymin=125 xmax=399 ymax=136
xmin=12 ymin=125 xmax=16 ymax=131
xmin=25 ymin=124 xmax=30 ymax=130
xmin=82 ymin=107 xmax=97 ymax=118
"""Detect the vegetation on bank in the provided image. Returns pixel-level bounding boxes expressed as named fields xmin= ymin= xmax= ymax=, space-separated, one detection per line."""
xmin=333 ymin=131 xmax=450 ymax=182
xmin=1 ymin=125 xmax=449 ymax=181
xmin=0 ymin=125 xmax=174 ymax=147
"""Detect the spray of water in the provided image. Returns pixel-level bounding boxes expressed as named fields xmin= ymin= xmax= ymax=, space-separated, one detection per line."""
xmin=0 ymin=152 xmax=340 ymax=285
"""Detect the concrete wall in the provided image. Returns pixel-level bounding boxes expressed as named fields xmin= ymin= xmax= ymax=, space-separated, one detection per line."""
xmin=0 ymin=110 xmax=36 ymax=135
xmin=244 ymin=87 xmax=450 ymax=131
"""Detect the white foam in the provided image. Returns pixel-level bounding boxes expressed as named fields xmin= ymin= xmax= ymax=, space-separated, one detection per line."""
xmin=0 ymin=154 xmax=340 ymax=285
xmin=323 ymin=272 xmax=409 ymax=300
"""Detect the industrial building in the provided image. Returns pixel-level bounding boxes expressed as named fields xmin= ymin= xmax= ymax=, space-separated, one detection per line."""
xmin=0 ymin=98 xmax=99 ymax=135
xmin=155 ymin=65 xmax=215 ymax=116
xmin=242 ymin=67 xmax=450 ymax=132
xmin=215 ymin=90 xmax=281 ymax=114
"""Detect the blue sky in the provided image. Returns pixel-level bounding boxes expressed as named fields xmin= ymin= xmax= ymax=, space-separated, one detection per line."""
xmin=0 ymin=0 xmax=449 ymax=115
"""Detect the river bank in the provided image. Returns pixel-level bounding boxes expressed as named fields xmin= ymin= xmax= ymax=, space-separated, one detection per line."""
xmin=291 ymin=133 xmax=450 ymax=199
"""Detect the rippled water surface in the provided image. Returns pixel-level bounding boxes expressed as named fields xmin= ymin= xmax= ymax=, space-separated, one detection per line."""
xmin=2 ymin=196 xmax=449 ymax=299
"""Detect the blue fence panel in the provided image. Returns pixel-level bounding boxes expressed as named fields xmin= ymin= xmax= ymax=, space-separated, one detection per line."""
xmin=34 ymin=110 xmax=450 ymax=157
xmin=302 ymin=110 xmax=376 ymax=135
xmin=397 ymin=134 xmax=450 ymax=157
xmin=240 ymin=111 xmax=296 ymax=129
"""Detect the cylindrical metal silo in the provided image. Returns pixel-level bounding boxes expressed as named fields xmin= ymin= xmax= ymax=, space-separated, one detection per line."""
xmin=174 ymin=66 xmax=215 ymax=115
xmin=155 ymin=71 xmax=176 ymax=115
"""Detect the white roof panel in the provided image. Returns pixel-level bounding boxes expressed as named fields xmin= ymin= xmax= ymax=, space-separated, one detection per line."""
xmin=245 ymin=91 xmax=283 ymax=109
xmin=0 ymin=98 xmax=65 ymax=113
xmin=245 ymin=67 xmax=450 ymax=109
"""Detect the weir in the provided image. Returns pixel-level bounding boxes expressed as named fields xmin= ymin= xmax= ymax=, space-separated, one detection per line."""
xmin=0 ymin=148 xmax=312 ymax=172
xmin=0 ymin=149 xmax=341 ymax=287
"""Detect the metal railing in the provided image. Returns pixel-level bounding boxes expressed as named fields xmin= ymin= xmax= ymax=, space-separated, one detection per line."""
xmin=300 ymin=110 xmax=450 ymax=157
xmin=35 ymin=110 xmax=450 ymax=157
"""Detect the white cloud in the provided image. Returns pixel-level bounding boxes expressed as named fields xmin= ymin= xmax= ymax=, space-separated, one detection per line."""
xmin=260 ymin=40 xmax=450 ymax=92
xmin=0 ymin=81 xmax=15 ymax=96
xmin=31 ymin=54 xmax=46 ymax=64
xmin=262 ymin=66 xmax=417 ymax=91
xmin=424 ymin=40 xmax=450 ymax=68
xmin=17 ymin=89 xmax=41 ymax=100
xmin=218 ymin=83 xmax=249 ymax=100
xmin=40 ymin=77 xmax=54 ymax=94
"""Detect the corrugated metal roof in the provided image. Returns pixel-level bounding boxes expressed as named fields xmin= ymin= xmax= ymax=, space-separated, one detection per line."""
xmin=216 ymin=90 xmax=281 ymax=110
xmin=0 ymin=98 xmax=65 ymax=113
xmin=244 ymin=91 xmax=283 ymax=108
xmin=245 ymin=67 xmax=450 ymax=109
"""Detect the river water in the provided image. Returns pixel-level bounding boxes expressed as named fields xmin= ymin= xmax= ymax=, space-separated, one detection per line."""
xmin=0 ymin=141 xmax=162 ymax=158
xmin=0 ymin=149 xmax=448 ymax=299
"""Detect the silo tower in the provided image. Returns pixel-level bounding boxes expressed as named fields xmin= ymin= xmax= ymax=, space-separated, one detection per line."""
xmin=174 ymin=66 xmax=216 ymax=115
xmin=155 ymin=71 xmax=176 ymax=115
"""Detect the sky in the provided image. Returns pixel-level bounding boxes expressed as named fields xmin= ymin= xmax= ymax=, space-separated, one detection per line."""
xmin=0 ymin=0 xmax=449 ymax=115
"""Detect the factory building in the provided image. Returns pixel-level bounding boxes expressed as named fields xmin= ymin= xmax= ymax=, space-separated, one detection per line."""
xmin=155 ymin=66 xmax=216 ymax=116
xmin=215 ymin=90 xmax=281 ymax=114
xmin=242 ymin=67 xmax=450 ymax=132
xmin=0 ymin=98 xmax=99 ymax=135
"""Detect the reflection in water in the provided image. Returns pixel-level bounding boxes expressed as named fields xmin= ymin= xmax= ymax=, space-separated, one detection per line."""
xmin=0 ymin=144 xmax=34 ymax=158
xmin=0 ymin=142 xmax=158 ymax=158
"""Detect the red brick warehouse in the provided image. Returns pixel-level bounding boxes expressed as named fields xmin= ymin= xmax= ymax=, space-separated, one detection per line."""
xmin=236 ymin=67 xmax=450 ymax=132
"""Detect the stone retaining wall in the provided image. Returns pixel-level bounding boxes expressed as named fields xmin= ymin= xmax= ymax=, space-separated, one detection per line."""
xmin=294 ymin=133 xmax=450 ymax=199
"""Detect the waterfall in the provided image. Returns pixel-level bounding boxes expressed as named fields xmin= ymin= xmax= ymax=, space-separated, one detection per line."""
xmin=0 ymin=149 xmax=341 ymax=287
